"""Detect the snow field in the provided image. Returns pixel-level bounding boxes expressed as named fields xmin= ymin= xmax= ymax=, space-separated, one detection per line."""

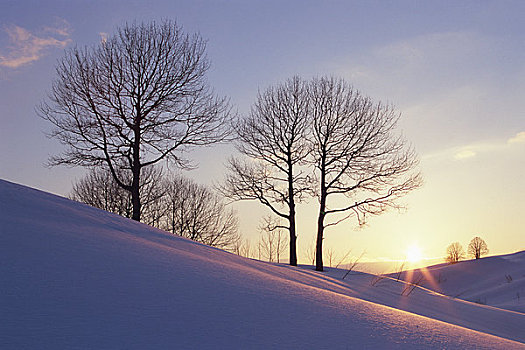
xmin=1 ymin=179 xmax=524 ymax=349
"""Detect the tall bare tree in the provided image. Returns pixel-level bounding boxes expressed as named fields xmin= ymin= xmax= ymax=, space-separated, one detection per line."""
xmin=40 ymin=20 xmax=231 ymax=222
xmin=308 ymin=77 xmax=421 ymax=271
xmin=446 ymin=242 xmax=465 ymax=264
xmin=220 ymin=77 xmax=310 ymax=266
xmin=467 ymin=236 xmax=489 ymax=259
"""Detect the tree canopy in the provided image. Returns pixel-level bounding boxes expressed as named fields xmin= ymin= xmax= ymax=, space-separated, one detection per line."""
xmin=41 ymin=20 xmax=231 ymax=221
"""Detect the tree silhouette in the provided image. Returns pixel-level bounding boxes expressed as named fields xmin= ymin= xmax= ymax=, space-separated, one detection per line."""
xmin=161 ymin=175 xmax=239 ymax=250
xmin=467 ymin=236 xmax=489 ymax=259
xmin=258 ymin=216 xmax=287 ymax=263
xmin=69 ymin=165 xmax=164 ymax=223
xmin=446 ymin=242 xmax=465 ymax=264
xmin=41 ymin=20 xmax=231 ymax=222
xmin=221 ymin=77 xmax=310 ymax=266
xmin=308 ymin=77 xmax=421 ymax=271
xmin=70 ymin=170 xmax=239 ymax=250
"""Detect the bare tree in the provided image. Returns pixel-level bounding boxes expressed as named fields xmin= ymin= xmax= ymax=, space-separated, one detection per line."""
xmin=71 ymin=169 xmax=239 ymax=250
xmin=220 ymin=77 xmax=310 ymax=266
xmin=162 ymin=174 xmax=239 ymax=250
xmin=468 ymin=236 xmax=489 ymax=259
xmin=40 ymin=20 xmax=231 ymax=222
xmin=446 ymin=242 xmax=465 ymax=264
xmin=258 ymin=215 xmax=287 ymax=263
xmin=308 ymin=77 xmax=421 ymax=271
xmin=70 ymin=167 xmax=132 ymax=217
xmin=304 ymin=238 xmax=317 ymax=266
xmin=240 ymin=239 xmax=253 ymax=259
xmin=326 ymin=247 xmax=336 ymax=268
xmin=232 ymin=238 xmax=253 ymax=259
xmin=275 ymin=228 xmax=286 ymax=263
xmin=231 ymin=237 xmax=243 ymax=256
xmin=69 ymin=165 xmax=165 ymax=222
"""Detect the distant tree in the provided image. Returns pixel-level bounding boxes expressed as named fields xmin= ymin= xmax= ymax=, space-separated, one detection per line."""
xmin=232 ymin=237 xmax=253 ymax=259
xmin=446 ymin=242 xmax=465 ymax=264
xmin=41 ymin=20 xmax=231 ymax=222
xmin=70 ymin=167 xmax=131 ymax=217
xmin=304 ymin=238 xmax=317 ymax=266
xmin=161 ymin=174 xmax=239 ymax=250
xmin=258 ymin=215 xmax=287 ymax=263
xmin=467 ymin=236 xmax=489 ymax=259
xmin=326 ymin=247 xmax=336 ymax=268
xmin=240 ymin=239 xmax=253 ymax=258
xmin=220 ymin=77 xmax=310 ymax=266
xmin=308 ymin=77 xmax=421 ymax=271
xmin=71 ymin=169 xmax=239 ymax=250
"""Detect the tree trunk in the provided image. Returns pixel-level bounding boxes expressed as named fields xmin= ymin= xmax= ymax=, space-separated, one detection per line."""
xmin=287 ymin=157 xmax=298 ymax=266
xmin=289 ymin=213 xmax=297 ymax=266
xmin=131 ymin=127 xmax=141 ymax=221
xmin=315 ymin=203 xmax=325 ymax=271
xmin=315 ymin=157 xmax=327 ymax=271
xmin=131 ymin=165 xmax=141 ymax=221
xmin=315 ymin=187 xmax=327 ymax=271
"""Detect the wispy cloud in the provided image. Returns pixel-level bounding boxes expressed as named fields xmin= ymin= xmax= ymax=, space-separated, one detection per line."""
xmin=0 ymin=19 xmax=71 ymax=69
xmin=43 ymin=18 xmax=71 ymax=37
xmin=508 ymin=131 xmax=525 ymax=144
xmin=454 ymin=149 xmax=476 ymax=160
xmin=424 ymin=131 xmax=525 ymax=162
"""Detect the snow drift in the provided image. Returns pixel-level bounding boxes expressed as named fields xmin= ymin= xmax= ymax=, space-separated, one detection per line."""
xmin=1 ymin=179 xmax=524 ymax=349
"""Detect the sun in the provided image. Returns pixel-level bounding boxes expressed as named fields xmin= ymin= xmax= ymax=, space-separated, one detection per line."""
xmin=406 ymin=243 xmax=423 ymax=263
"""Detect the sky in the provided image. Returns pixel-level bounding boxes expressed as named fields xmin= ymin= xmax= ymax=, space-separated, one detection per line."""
xmin=1 ymin=0 xmax=524 ymax=265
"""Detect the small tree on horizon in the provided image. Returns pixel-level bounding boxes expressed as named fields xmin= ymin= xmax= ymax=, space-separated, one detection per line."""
xmin=446 ymin=242 xmax=465 ymax=264
xmin=467 ymin=236 xmax=489 ymax=259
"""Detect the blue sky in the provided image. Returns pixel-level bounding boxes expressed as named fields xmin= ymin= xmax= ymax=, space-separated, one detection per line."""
xmin=1 ymin=1 xmax=524 ymax=263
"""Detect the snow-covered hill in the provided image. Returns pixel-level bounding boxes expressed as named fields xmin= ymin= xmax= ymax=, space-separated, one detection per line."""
xmin=394 ymin=251 xmax=525 ymax=313
xmin=1 ymin=179 xmax=524 ymax=349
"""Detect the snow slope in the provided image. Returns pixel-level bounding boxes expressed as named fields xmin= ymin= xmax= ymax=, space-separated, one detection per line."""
xmin=320 ymin=268 xmax=525 ymax=343
xmin=394 ymin=252 xmax=525 ymax=313
xmin=1 ymin=179 xmax=524 ymax=349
